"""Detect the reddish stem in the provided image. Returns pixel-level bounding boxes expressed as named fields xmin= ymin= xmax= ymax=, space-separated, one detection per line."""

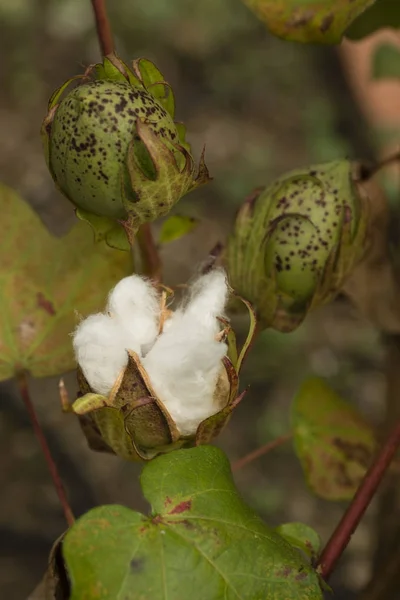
xmin=363 ymin=150 xmax=400 ymax=180
xmin=232 ymin=432 xmax=292 ymax=472
xmin=317 ymin=417 xmax=400 ymax=580
xmin=137 ymin=223 xmax=162 ymax=282
xmin=17 ymin=372 xmax=75 ymax=527
xmin=91 ymin=0 xmax=114 ymax=55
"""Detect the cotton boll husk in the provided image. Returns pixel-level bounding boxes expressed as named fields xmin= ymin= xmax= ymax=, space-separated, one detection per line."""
xmin=182 ymin=269 xmax=229 ymax=333
xmin=73 ymin=313 xmax=128 ymax=396
xmin=107 ymin=275 xmax=160 ymax=356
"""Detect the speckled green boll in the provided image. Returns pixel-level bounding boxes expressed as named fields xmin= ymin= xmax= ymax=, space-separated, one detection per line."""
xmin=50 ymin=80 xmax=179 ymax=220
xmin=42 ymin=55 xmax=210 ymax=249
xmin=225 ymin=160 xmax=370 ymax=332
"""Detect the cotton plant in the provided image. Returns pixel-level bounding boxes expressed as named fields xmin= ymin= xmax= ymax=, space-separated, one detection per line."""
xmin=70 ymin=269 xmax=252 ymax=461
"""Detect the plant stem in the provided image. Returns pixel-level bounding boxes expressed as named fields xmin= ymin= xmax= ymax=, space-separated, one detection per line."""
xmin=137 ymin=223 xmax=162 ymax=282
xmin=91 ymin=0 xmax=114 ymax=55
xmin=317 ymin=417 xmax=400 ymax=581
xmin=361 ymin=336 xmax=400 ymax=599
xmin=17 ymin=372 xmax=75 ymax=527
xmin=232 ymin=432 xmax=292 ymax=472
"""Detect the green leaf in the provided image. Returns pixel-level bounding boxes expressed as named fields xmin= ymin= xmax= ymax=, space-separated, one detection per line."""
xmin=95 ymin=57 xmax=128 ymax=83
xmin=134 ymin=58 xmax=176 ymax=118
xmin=135 ymin=58 xmax=165 ymax=89
xmin=292 ymin=377 xmax=377 ymax=501
xmin=148 ymin=83 xmax=176 ymax=120
xmin=76 ymin=209 xmax=130 ymax=251
xmin=0 ymin=184 xmax=132 ymax=381
xmin=47 ymin=76 xmax=83 ymax=111
xmin=372 ymin=43 xmax=400 ymax=80
xmin=275 ymin=523 xmax=321 ymax=561
xmin=93 ymin=55 xmax=142 ymax=88
xmin=346 ymin=0 xmax=400 ymax=39
xmin=159 ymin=215 xmax=198 ymax=244
xmin=175 ymin=122 xmax=192 ymax=154
xmin=63 ymin=446 xmax=323 ymax=600
xmin=241 ymin=0 xmax=376 ymax=44
xmin=72 ymin=393 xmax=108 ymax=414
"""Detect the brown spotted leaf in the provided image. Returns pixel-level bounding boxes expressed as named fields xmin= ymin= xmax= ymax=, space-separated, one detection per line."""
xmin=0 ymin=184 xmax=132 ymax=381
xmin=292 ymin=377 xmax=377 ymax=501
xmin=63 ymin=446 xmax=323 ymax=600
xmin=242 ymin=0 xmax=376 ymax=44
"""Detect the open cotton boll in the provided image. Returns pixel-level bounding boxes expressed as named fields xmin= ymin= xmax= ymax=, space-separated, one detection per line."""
xmin=73 ymin=313 xmax=128 ymax=396
xmin=107 ymin=275 xmax=160 ymax=356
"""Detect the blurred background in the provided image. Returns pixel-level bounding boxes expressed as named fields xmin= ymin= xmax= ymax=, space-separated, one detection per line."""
xmin=0 ymin=0 xmax=400 ymax=598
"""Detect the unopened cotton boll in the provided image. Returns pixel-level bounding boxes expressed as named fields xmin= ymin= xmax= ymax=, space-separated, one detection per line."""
xmin=73 ymin=313 xmax=128 ymax=396
xmin=107 ymin=275 xmax=160 ymax=356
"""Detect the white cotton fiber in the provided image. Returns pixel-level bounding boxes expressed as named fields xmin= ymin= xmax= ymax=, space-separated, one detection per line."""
xmin=107 ymin=275 xmax=160 ymax=356
xmin=143 ymin=270 xmax=229 ymax=435
xmin=144 ymin=334 xmax=227 ymax=435
xmin=73 ymin=313 xmax=128 ymax=396
xmin=183 ymin=269 xmax=228 ymax=333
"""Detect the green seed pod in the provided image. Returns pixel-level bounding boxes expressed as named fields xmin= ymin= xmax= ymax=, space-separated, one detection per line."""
xmin=42 ymin=55 xmax=210 ymax=250
xmin=225 ymin=160 xmax=370 ymax=332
